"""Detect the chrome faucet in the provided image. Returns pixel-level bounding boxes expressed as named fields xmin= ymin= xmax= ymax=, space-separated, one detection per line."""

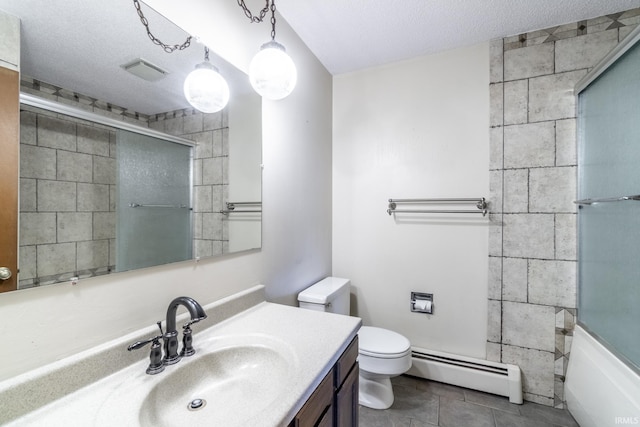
xmin=162 ymin=296 xmax=207 ymax=365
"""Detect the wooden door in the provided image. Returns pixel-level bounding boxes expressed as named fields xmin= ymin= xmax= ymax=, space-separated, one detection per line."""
xmin=0 ymin=66 xmax=19 ymax=292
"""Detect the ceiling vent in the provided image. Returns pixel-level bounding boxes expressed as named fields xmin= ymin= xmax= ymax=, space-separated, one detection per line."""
xmin=121 ymin=58 xmax=169 ymax=82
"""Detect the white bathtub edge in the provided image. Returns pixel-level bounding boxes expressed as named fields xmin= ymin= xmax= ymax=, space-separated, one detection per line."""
xmin=565 ymin=325 xmax=640 ymax=427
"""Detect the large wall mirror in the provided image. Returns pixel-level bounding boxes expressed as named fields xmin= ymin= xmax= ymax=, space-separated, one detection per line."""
xmin=0 ymin=0 xmax=262 ymax=291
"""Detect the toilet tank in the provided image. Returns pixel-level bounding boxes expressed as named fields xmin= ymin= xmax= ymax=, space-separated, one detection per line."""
xmin=298 ymin=277 xmax=351 ymax=315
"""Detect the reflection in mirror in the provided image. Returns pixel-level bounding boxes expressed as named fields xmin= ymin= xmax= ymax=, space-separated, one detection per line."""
xmin=116 ymin=130 xmax=193 ymax=272
xmin=0 ymin=0 xmax=262 ymax=291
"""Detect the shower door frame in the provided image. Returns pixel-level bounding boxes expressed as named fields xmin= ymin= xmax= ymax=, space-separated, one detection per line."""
xmin=574 ymin=24 xmax=640 ymax=376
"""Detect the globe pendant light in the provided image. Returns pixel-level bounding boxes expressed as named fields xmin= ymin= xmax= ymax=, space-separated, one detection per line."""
xmin=238 ymin=0 xmax=297 ymax=100
xmin=184 ymin=47 xmax=230 ymax=113
xmin=133 ymin=0 xmax=228 ymax=110
xmin=250 ymin=40 xmax=297 ymax=100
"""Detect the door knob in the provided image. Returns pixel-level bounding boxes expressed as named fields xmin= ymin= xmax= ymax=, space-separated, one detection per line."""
xmin=0 ymin=267 xmax=12 ymax=281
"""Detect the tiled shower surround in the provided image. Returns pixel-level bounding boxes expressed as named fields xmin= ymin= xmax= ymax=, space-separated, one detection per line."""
xmin=149 ymin=106 xmax=230 ymax=259
xmin=19 ymin=106 xmax=117 ymax=288
xmin=488 ymin=8 xmax=640 ymax=408
xmin=18 ymin=77 xmax=228 ymax=289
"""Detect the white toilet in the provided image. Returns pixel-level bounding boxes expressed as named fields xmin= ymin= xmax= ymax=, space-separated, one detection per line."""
xmin=298 ymin=277 xmax=412 ymax=410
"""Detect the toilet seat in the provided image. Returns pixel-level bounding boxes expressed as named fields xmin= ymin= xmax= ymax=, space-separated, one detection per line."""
xmin=358 ymin=326 xmax=411 ymax=359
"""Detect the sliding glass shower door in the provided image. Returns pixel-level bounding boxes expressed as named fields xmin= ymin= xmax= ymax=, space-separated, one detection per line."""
xmin=577 ymin=38 xmax=640 ymax=372
xmin=116 ymin=130 xmax=192 ymax=272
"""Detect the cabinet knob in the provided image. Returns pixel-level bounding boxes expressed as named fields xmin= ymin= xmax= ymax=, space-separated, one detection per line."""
xmin=0 ymin=267 xmax=12 ymax=281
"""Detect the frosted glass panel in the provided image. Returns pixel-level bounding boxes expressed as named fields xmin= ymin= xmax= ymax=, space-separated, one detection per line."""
xmin=579 ymin=43 xmax=640 ymax=199
xmin=578 ymin=40 xmax=640 ymax=371
xmin=578 ymin=203 xmax=640 ymax=368
xmin=116 ymin=131 xmax=192 ymax=272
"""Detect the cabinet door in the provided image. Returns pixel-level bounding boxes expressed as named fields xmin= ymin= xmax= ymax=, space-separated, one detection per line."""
xmin=335 ymin=362 xmax=358 ymax=427
xmin=291 ymin=369 xmax=334 ymax=427
xmin=316 ymin=403 xmax=334 ymax=427
xmin=0 ymin=67 xmax=19 ymax=293
xmin=335 ymin=337 xmax=358 ymax=387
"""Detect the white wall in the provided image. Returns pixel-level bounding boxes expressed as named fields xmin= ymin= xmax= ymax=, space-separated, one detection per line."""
xmin=228 ymin=92 xmax=262 ymax=252
xmin=146 ymin=1 xmax=334 ymax=306
xmin=0 ymin=2 xmax=333 ymax=381
xmin=333 ymin=43 xmax=490 ymax=358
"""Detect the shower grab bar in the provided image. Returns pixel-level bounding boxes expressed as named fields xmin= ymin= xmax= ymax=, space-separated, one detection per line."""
xmin=220 ymin=201 xmax=262 ymax=215
xmin=573 ymin=195 xmax=640 ymax=205
xmin=387 ymin=198 xmax=487 ymax=216
xmin=129 ymin=203 xmax=189 ymax=209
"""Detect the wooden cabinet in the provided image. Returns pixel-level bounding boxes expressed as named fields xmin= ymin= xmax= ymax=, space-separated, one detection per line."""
xmin=335 ymin=361 xmax=358 ymax=427
xmin=335 ymin=337 xmax=359 ymax=427
xmin=292 ymin=369 xmax=334 ymax=427
xmin=289 ymin=336 xmax=359 ymax=427
xmin=0 ymin=66 xmax=19 ymax=293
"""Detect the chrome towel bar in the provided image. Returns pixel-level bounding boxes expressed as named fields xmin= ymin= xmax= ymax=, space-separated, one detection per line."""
xmin=387 ymin=198 xmax=487 ymax=216
xmin=220 ymin=201 xmax=262 ymax=215
xmin=573 ymin=194 xmax=640 ymax=205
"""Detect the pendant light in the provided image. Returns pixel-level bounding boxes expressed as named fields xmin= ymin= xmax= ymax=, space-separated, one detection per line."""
xmin=183 ymin=47 xmax=230 ymax=113
xmin=132 ymin=1 xmax=229 ymax=113
xmin=249 ymin=39 xmax=297 ymax=100
xmin=239 ymin=0 xmax=297 ymax=100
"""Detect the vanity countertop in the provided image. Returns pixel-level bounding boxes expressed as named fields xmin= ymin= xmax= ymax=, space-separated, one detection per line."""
xmin=0 ymin=287 xmax=361 ymax=427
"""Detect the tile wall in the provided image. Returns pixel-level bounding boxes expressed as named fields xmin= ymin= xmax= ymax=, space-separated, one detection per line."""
xmin=488 ymin=8 xmax=640 ymax=408
xmin=19 ymin=105 xmax=116 ymax=288
xmin=18 ymin=77 xmax=228 ymax=288
xmin=149 ymin=109 xmax=229 ymax=258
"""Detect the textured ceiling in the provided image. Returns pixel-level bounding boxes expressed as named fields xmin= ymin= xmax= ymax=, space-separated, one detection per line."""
xmin=277 ymin=0 xmax=640 ymax=75
xmin=0 ymin=0 xmax=251 ymax=115
xmin=3 ymin=0 xmax=640 ymax=112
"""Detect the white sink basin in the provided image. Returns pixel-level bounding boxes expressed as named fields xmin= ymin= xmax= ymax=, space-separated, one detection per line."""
xmin=96 ymin=334 xmax=297 ymax=427
xmin=1 ymin=300 xmax=361 ymax=427
xmin=141 ymin=344 xmax=290 ymax=426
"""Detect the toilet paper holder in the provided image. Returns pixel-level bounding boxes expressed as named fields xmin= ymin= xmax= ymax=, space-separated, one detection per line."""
xmin=411 ymin=292 xmax=433 ymax=314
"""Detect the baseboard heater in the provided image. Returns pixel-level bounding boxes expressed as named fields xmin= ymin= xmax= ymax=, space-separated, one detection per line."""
xmin=407 ymin=346 xmax=523 ymax=404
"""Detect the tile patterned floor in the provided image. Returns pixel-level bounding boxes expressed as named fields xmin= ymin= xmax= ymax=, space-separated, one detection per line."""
xmin=359 ymin=375 xmax=580 ymax=427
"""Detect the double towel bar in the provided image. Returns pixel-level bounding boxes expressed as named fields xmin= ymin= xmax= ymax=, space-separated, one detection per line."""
xmin=387 ymin=198 xmax=488 ymax=216
xmin=220 ymin=201 xmax=262 ymax=215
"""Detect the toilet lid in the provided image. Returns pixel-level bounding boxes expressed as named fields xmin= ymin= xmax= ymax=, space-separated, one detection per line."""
xmin=358 ymin=326 xmax=411 ymax=358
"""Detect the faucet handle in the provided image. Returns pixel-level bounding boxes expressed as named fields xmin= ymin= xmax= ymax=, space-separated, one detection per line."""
xmin=127 ymin=322 xmax=165 ymax=375
xmin=127 ymin=321 xmax=165 ymax=350
xmin=127 ymin=334 xmax=163 ymax=351
xmin=127 ymin=334 xmax=164 ymax=374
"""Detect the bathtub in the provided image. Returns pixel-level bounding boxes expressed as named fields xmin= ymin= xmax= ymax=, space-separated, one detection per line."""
xmin=565 ymin=326 xmax=640 ymax=427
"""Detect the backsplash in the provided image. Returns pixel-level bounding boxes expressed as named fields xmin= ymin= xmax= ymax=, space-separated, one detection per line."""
xmin=487 ymin=8 xmax=640 ymax=408
xmin=18 ymin=76 xmax=228 ymax=288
